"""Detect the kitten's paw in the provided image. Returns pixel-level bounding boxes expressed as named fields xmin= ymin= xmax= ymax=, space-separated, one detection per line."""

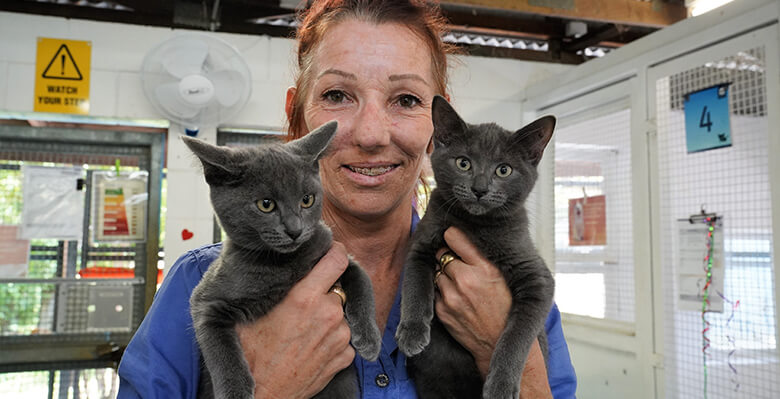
xmin=351 ymin=321 xmax=382 ymax=361
xmin=394 ymin=320 xmax=430 ymax=356
xmin=482 ymin=375 xmax=520 ymax=399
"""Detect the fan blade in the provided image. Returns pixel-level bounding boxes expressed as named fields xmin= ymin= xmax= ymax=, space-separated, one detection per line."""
xmin=209 ymin=70 xmax=245 ymax=107
xmin=155 ymin=82 xmax=200 ymax=120
xmin=162 ymin=39 xmax=209 ymax=79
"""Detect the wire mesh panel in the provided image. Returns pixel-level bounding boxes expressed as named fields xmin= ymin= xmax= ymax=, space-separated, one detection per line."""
xmin=0 ymin=126 xmax=163 ymax=397
xmin=655 ymin=46 xmax=779 ymax=398
xmin=216 ymin=130 xmax=284 ymax=147
xmin=0 ymin=159 xmax=145 ymax=338
xmin=553 ymin=108 xmax=635 ymax=322
xmin=0 ymin=368 xmax=119 ymax=399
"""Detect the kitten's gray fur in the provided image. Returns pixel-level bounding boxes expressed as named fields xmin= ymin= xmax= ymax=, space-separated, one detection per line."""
xmin=184 ymin=121 xmax=382 ymax=399
xmin=396 ymin=97 xmax=556 ymax=399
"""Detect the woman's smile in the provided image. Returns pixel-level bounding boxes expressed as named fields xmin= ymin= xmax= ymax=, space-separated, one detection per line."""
xmin=346 ymin=165 xmax=396 ymax=177
xmin=341 ymin=162 xmax=400 ymax=187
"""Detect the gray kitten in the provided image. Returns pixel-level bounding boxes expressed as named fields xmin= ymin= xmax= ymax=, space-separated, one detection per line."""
xmin=183 ymin=121 xmax=382 ymax=399
xmin=396 ymin=97 xmax=556 ymax=399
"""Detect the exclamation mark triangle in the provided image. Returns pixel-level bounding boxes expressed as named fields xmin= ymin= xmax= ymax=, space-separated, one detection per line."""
xmin=42 ymin=44 xmax=83 ymax=81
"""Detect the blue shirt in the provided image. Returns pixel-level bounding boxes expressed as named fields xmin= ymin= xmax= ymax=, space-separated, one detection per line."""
xmin=118 ymin=213 xmax=576 ymax=398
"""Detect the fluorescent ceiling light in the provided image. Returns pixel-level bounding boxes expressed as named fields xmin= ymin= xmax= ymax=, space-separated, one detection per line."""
xmin=690 ymin=0 xmax=736 ymax=17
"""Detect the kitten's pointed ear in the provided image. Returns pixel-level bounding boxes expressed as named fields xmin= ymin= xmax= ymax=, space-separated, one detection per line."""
xmin=432 ymin=95 xmax=466 ymax=147
xmin=513 ymin=115 xmax=556 ymax=167
xmin=181 ymin=136 xmax=242 ymax=186
xmin=289 ymin=120 xmax=338 ymax=163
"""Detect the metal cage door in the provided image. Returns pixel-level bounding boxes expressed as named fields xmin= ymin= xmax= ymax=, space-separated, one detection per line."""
xmin=0 ymin=125 xmax=163 ymax=397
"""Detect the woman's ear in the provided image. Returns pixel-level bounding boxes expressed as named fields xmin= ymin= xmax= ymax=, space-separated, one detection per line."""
xmin=285 ymin=86 xmax=297 ymax=123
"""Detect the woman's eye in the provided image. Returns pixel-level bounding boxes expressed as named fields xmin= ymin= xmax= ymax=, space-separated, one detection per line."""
xmin=323 ymin=90 xmax=346 ymax=103
xmin=455 ymin=157 xmax=471 ymax=171
xmin=397 ymin=94 xmax=421 ymax=108
xmin=496 ymin=164 xmax=513 ymax=177
xmin=257 ymin=199 xmax=276 ymax=213
xmin=301 ymin=194 xmax=315 ymax=208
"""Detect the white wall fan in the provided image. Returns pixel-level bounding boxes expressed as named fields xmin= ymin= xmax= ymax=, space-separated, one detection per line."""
xmin=141 ymin=34 xmax=252 ymax=132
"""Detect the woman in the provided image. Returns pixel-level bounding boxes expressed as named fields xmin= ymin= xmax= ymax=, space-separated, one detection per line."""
xmin=117 ymin=1 xmax=576 ymax=398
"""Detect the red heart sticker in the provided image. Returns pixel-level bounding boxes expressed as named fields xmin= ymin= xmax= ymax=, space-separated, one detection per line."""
xmin=181 ymin=229 xmax=194 ymax=241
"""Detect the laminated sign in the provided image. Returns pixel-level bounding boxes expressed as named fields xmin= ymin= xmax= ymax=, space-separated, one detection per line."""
xmin=92 ymin=171 xmax=148 ymax=242
xmin=568 ymin=195 xmax=607 ymax=246
xmin=34 ymin=37 xmax=91 ymax=114
xmin=683 ymin=84 xmax=732 ymax=153
xmin=677 ymin=218 xmax=725 ymax=312
xmin=19 ymin=166 xmax=85 ymax=240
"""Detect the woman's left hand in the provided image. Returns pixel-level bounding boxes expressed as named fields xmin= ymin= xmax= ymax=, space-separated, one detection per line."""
xmin=434 ymin=227 xmax=552 ymax=398
xmin=434 ymin=226 xmax=510 ymax=376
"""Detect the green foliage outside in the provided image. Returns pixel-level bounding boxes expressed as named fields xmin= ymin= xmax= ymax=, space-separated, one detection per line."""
xmin=1 ymin=165 xmax=59 ymax=334
xmin=0 ymin=368 xmax=119 ymax=398
xmin=0 ymin=166 xmax=22 ymax=225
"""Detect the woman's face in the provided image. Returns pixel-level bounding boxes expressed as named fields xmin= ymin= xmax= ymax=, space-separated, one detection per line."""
xmin=300 ymin=19 xmax=436 ymax=220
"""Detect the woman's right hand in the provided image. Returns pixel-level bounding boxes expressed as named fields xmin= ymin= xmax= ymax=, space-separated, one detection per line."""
xmin=236 ymin=242 xmax=355 ymax=399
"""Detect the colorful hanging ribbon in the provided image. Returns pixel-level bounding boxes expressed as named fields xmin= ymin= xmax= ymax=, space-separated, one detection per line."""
xmin=696 ymin=216 xmax=741 ymax=397
xmin=701 ymin=217 xmax=715 ymax=399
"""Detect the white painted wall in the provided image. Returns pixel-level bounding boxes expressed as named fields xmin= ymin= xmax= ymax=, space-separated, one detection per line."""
xmin=0 ymin=11 xmax=299 ymax=271
xmin=0 ymin=11 xmax=571 ymax=272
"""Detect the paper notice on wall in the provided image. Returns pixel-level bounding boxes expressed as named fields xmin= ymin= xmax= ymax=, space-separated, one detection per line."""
xmin=92 ymin=171 xmax=148 ymax=242
xmin=0 ymin=225 xmax=30 ymax=277
xmin=568 ymin=195 xmax=607 ymax=246
xmin=677 ymin=218 xmax=725 ymax=312
xmin=19 ymin=165 xmax=84 ymax=240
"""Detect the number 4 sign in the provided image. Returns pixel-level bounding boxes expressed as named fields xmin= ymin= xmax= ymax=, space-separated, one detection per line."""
xmin=683 ymin=83 xmax=732 ymax=153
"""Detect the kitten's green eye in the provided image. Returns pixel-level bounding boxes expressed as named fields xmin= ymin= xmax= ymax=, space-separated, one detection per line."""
xmin=455 ymin=157 xmax=471 ymax=171
xmin=301 ymin=194 xmax=315 ymax=208
xmin=257 ymin=199 xmax=276 ymax=213
xmin=496 ymin=164 xmax=513 ymax=177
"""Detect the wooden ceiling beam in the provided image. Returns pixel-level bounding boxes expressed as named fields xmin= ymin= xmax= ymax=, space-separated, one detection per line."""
xmin=443 ymin=6 xmax=564 ymax=38
xmin=447 ymin=25 xmax=552 ymax=41
xmin=440 ymin=0 xmax=687 ymax=28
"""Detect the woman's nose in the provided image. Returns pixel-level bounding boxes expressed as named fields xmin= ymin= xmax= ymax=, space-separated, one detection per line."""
xmin=351 ymin=100 xmax=391 ymax=150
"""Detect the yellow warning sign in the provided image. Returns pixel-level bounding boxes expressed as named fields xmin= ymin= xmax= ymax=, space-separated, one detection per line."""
xmin=34 ymin=38 xmax=91 ymax=114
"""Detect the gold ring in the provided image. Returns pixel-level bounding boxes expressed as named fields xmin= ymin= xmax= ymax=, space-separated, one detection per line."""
xmin=434 ymin=270 xmax=443 ymax=284
xmin=328 ymin=285 xmax=346 ymax=307
xmin=439 ymin=252 xmax=457 ymax=269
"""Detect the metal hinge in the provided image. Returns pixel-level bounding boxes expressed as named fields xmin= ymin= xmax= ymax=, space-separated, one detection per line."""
xmin=651 ymin=352 xmax=665 ymax=369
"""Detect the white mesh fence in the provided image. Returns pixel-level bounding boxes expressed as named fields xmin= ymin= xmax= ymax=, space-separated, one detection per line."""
xmin=553 ymin=108 xmax=635 ymax=323
xmin=655 ymin=46 xmax=779 ymax=398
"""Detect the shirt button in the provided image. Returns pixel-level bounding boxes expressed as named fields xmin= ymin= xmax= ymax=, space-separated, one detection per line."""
xmin=375 ymin=373 xmax=390 ymax=388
